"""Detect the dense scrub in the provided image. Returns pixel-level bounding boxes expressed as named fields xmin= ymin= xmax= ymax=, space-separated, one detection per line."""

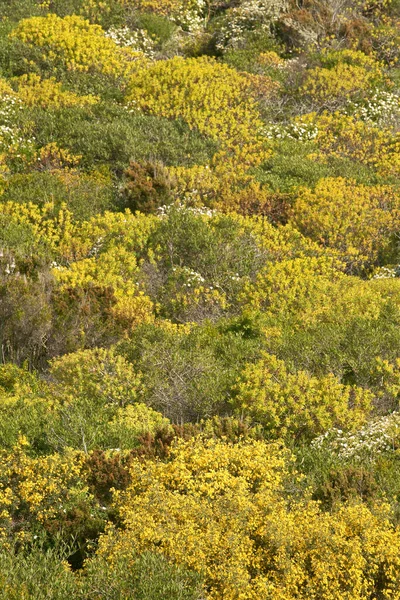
xmin=1 ymin=1 xmax=400 ymax=598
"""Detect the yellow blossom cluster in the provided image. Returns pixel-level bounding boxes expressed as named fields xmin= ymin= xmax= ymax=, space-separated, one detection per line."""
xmin=127 ymin=56 xmax=266 ymax=149
xmin=14 ymin=74 xmax=99 ymax=108
xmin=0 ymin=200 xmax=77 ymax=259
xmin=233 ymin=353 xmax=372 ymax=440
xmin=10 ymin=14 xmax=146 ymax=78
xmin=53 ymin=245 xmax=154 ymax=332
xmin=127 ymin=56 xmax=274 ymax=206
xmin=302 ymin=111 xmax=400 ymax=177
xmin=0 ymin=439 xmax=89 ymax=544
xmin=301 ymin=49 xmax=385 ymax=107
xmin=97 ymin=437 xmax=400 ymax=600
xmin=290 ymin=177 xmax=400 ymax=270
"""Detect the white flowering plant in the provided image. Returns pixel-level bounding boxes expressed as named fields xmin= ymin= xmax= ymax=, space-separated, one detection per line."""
xmin=215 ymin=0 xmax=289 ymax=51
xmin=312 ymin=412 xmax=400 ymax=463
xmin=263 ymin=120 xmax=319 ymax=142
xmin=348 ymin=91 xmax=400 ymax=130
xmin=372 ymin=265 xmax=400 ymax=279
xmin=157 ymin=202 xmax=217 ymax=219
xmin=105 ymin=26 xmax=156 ymax=58
xmin=0 ymin=93 xmax=36 ymax=170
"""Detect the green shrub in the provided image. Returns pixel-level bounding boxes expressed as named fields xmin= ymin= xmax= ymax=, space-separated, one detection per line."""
xmin=118 ymin=317 xmax=265 ymax=422
xmin=24 ymin=104 xmax=217 ymax=172
xmin=0 ymin=542 xmax=78 ymax=600
xmin=82 ymin=550 xmax=203 ymax=600
xmin=1 ymin=171 xmax=115 ymax=221
xmin=256 ymin=139 xmax=381 ymax=194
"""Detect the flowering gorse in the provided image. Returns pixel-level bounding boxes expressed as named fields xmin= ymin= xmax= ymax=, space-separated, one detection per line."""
xmin=10 ymin=15 xmax=147 ymax=78
xmin=97 ymin=437 xmax=400 ymax=599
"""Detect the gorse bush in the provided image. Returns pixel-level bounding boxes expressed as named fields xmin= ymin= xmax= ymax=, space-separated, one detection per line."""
xmin=290 ymin=177 xmax=400 ymax=272
xmin=98 ymin=437 xmax=400 ymax=600
xmin=233 ymin=353 xmax=373 ymax=441
xmin=126 ymin=55 xmax=265 ymax=148
xmin=301 ymin=49 xmax=385 ymax=109
xmin=13 ymin=74 xmax=99 ymax=108
xmin=10 ymin=14 xmax=145 ymax=78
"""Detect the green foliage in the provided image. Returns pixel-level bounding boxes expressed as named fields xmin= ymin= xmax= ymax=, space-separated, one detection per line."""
xmin=270 ymin=279 xmax=400 ymax=393
xmin=23 ymin=103 xmax=217 ymax=171
xmin=0 ymin=540 xmax=203 ymax=599
xmin=118 ymin=318 xmax=264 ymax=421
xmin=46 ymin=348 xmax=152 ymax=452
xmin=0 ymin=542 xmax=78 ymax=600
xmin=1 ymin=170 xmax=115 ymax=221
xmin=256 ymin=139 xmax=381 ymax=193
xmin=137 ymin=12 xmax=178 ymax=45
xmin=144 ymin=207 xmax=269 ymax=320
xmin=223 ymin=30 xmax=283 ymax=73
xmin=81 ymin=550 xmax=203 ymax=600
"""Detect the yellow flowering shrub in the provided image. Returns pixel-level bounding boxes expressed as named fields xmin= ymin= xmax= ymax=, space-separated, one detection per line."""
xmin=239 ymin=255 xmax=346 ymax=322
xmin=0 ymin=202 xmax=156 ymax=273
xmin=0 ymin=439 xmax=98 ymax=544
xmin=0 ymin=200 xmax=77 ymax=260
xmin=125 ymin=55 xmax=274 ymax=211
xmin=371 ymin=17 xmax=400 ymax=66
xmin=53 ymin=245 xmax=155 ymax=331
xmin=0 ymin=365 xmax=53 ymax=451
xmin=301 ymin=50 xmax=384 ymax=107
xmin=33 ymin=142 xmax=82 ymax=170
xmin=73 ymin=210 xmax=158 ymax=261
xmin=10 ymin=14 xmax=146 ymax=78
xmin=0 ymin=205 xmax=156 ymax=347
xmin=127 ymin=56 xmax=265 ymax=149
xmin=302 ymin=62 xmax=376 ymax=105
xmin=97 ymin=437 xmax=400 ymax=600
xmin=14 ymin=74 xmax=98 ymax=108
xmin=303 ymin=111 xmax=400 ymax=177
xmin=108 ymin=403 xmax=172 ymax=449
xmin=0 ymin=79 xmax=16 ymax=98
xmin=290 ymin=177 xmax=400 ymax=270
xmin=236 ymin=217 xmax=329 ymax=262
xmin=233 ymin=353 xmax=372 ymax=440
xmin=98 ymin=437 xmax=292 ymax=599
xmin=239 ymin=250 xmax=399 ymax=335
xmin=127 ymin=0 xmax=187 ymax=14
xmin=0 ymin=205 xmax=156 ymax=343
xmin=169 ymin=156 xmax=270 ymax=210
xmin=49 ymin=347 xmax=143 ymax=408
xmin=45 ymin=348 xmax=163 ymax=452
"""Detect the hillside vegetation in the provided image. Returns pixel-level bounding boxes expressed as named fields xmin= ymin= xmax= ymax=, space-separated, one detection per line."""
xmin=1 ymin=1 xmax=400 ymax=598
